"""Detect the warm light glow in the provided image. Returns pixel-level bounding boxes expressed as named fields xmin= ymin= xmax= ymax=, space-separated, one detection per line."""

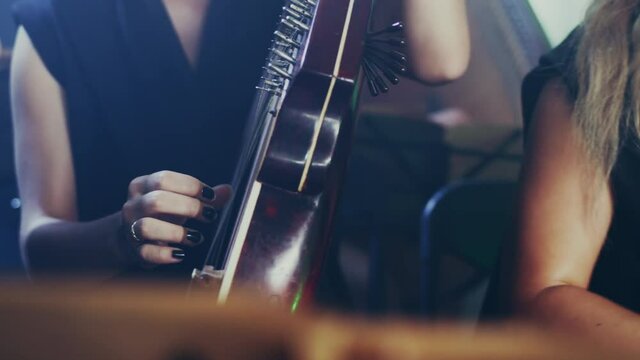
xmin=266 ymin=220 xmax=309 ymax=295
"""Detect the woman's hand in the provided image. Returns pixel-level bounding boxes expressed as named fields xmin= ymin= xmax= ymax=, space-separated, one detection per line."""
xmin=121 ymin=170 xmax=232 ymax=265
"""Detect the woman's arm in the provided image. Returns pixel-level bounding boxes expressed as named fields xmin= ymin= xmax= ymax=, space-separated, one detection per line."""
xmin=11 ymin=28 xmax=228 ymax=278
xmin=10 ymin=27 xmax=115 ymax=274
xmin=513 ymin=78 xmax=640 ymax=352
xmin=403 ymin=0 xmax=470 ymax=84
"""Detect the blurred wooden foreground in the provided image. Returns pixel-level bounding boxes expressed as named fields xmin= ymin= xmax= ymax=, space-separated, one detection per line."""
xmin=0 ymin=281 xmax=626 ymax=360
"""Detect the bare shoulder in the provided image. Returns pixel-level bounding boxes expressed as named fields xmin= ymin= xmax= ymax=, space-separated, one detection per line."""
xmin=11 ymin=26 xmax=64 ymax=125
xmin=529 ymin=77 xmax=575 ymax=131
xmin=524 ymin=77 xmax=583 ymax=164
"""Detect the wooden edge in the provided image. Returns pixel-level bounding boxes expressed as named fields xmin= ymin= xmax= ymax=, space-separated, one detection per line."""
xmin=0 ymin=280 xmax=630 ymax=360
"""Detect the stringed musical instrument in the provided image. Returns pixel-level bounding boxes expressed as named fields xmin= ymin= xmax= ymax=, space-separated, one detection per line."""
xmin=192 ymin=0 xmax=407 ymax=310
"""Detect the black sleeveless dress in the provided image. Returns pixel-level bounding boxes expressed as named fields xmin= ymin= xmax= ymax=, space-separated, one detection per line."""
xmin=523 ymin=29 xmax=640 ymax=312
xmin=12 ymin=0 xmax=284 ymax=278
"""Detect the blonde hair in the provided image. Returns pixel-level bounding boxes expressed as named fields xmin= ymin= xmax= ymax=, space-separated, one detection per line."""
xmin=575 ymin=0 xmax=640 ymax=178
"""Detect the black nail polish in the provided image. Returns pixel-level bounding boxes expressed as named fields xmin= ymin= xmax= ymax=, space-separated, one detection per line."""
xmin=201 ymin=186 xmax=215 ymax=201
xmin=172 ymin=249 xmax=186 ymax=260
xmin=186 ymin=229 xmax=204 ymax=245
xmin=202 ymin=206 xmax=218 ymax=222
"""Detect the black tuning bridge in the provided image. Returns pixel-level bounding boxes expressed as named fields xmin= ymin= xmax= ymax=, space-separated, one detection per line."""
xmin=363 ymin=21 xmax=408 ymax=96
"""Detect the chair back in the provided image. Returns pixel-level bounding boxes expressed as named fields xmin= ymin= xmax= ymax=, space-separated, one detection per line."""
xmin=420 ymin=181 xmax=517 ymax=320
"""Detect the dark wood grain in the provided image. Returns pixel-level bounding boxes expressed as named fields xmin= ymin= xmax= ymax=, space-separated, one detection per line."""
xmin=228 ymin=0 xmax=373 ymax=308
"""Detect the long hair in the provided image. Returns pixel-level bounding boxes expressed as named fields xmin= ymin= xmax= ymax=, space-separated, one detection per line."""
xmin=575 ymin=0 xmax=640 ymax=179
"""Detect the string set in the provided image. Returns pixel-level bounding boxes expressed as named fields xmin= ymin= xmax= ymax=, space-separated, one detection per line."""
xmin=202 ymin=0 xmax=318 ymax=272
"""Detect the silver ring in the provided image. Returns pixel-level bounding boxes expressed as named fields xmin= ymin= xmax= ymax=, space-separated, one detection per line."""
xmin=130 ymin=220 xmax=143 ymax=243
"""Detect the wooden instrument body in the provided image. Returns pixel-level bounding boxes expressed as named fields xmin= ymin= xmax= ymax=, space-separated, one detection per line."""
xmin=0 ymin=283 xmax=613 ymax=360
xmin=214 ymin=0 xmax=372 ymax=308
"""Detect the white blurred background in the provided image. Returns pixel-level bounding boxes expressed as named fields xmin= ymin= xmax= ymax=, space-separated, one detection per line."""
xmin=528 ymin=0 xmax=591 ymax=46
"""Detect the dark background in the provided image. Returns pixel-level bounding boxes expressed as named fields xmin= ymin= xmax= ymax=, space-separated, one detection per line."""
xmin=0 ymin=0 xmax=16 ymax=46
xmin=1 ymin=0 xmax=21 ymax=273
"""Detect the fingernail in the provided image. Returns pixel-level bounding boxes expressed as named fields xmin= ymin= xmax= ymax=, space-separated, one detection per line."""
xmin=202 ymin=206 xmax=218 ymax=222
xmin=172 ymin=249 xmax=185 ymax=260
xmin=201 ymin=186 xmax=215 ymax=201
xmin=186 ymin=229 xmax=204 ymax=245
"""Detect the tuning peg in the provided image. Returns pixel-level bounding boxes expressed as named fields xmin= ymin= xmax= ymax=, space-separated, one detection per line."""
xmin=363 ymin=59 xmax=389 ymax=94
xmin=291 ymin=0 xmax=310 ymax=9
xmin=267 ymin=63 xmax=292 ymax=79
xmin=368 ymin=22 xmax=404 ymax=37
xmin=362 ymin=62 xmax=380 ymax=97
xmin=365 ymin=44 xmax=407 ymax=64
xmin=366 ymin=50 xmax=407 ymax=75
xmin=285 ymin=16 xmax=310 ymax=31
xmin=273 ymin=48 xmax=295 ymax=63
xmin=274 ymin=31 xmax=301 ymax=48
xmin=366 ymin=57 xmax=399 ymax=85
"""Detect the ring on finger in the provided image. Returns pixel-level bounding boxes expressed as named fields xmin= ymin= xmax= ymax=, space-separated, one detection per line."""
xmin=130 ymin=220 xmax=144 ymax=243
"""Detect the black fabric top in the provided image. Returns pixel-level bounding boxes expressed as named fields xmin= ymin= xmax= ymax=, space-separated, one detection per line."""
xmin=522 ymin=29 xmax=640 ymax=311
xmin=12 ymin=0 xmax=284 ymax=277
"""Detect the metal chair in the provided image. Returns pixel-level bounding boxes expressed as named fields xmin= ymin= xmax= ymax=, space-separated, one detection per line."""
xmin=420 ymin=181 xmax=516 ymax=320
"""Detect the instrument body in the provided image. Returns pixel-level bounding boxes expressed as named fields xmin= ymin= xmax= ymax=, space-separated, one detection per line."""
xmin=193 ymin=0 xmax=372 ymax=309
xmin=0 ymin=283 xmax=613 ymax=360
